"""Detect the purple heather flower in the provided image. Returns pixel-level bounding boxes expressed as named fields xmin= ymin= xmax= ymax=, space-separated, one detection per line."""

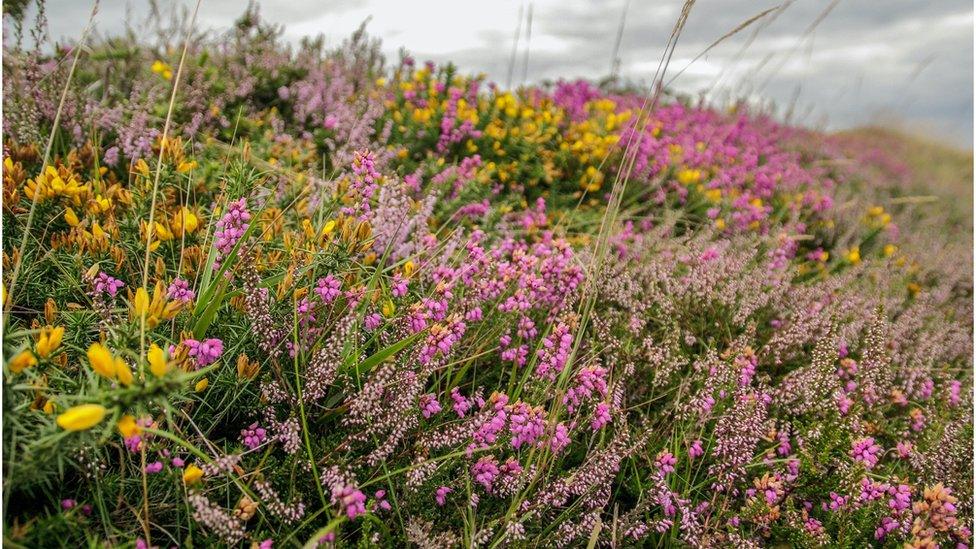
xmin=315 ymin=275 xmax=341 ymax=303
xmin=145 ymin=461 xmax=163 ymax=474
xmin=364 ymin=313 xmax=382 ymax=331
xmin=93 ymin=271 xmax=125 ymax=297
xmin=331 ymin=484 xmax=366 ymax=519
xmin=435 ymin=486 xmax=452 ymax=506
xmin=419 ymin=393 xmax=441 ymax=418
xmin=655 ymin=451 xmax=677 ymax=475
xmin=590 ymin=402 xmax=611 ymax=431
xmin=850 ymin=437 xmax=883 ymax=469
xmin=184 ymin=338 xmax=224 ymax=367
xmin=167 ymin=278 xmax=195 ymax=302
xmin=374 ymin=490 xmax=391 ymax=512
xmin=241 ymin=422 xmax=268 ymax=450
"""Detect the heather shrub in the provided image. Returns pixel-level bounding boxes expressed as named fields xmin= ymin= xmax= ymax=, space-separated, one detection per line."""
xmin=2 ymin=4 xmax=971 ymax=548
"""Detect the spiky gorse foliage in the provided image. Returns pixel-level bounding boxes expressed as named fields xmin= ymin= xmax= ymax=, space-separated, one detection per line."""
xmin=2 ymin=5 xmax=972 ymax=548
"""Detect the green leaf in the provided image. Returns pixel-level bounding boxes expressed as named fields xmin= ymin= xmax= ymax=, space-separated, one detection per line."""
xmin=349 ymin=331 xmax=422 ymax=375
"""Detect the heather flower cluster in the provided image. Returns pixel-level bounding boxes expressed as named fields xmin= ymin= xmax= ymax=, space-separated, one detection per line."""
xmin=1 ymin=5 xmax=971 ymax=548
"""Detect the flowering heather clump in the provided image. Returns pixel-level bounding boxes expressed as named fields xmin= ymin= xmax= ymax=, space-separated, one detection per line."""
xmin=1 ymin=5 xmax=971 ymax=548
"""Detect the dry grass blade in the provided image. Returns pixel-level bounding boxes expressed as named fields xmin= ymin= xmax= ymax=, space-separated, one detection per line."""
xmin=665 ymin=4 xmax=782 ymax=88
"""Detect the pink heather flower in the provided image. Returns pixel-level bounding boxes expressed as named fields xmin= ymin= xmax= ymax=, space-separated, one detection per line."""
xmin=315 ymin=275 xmax=342 ymax=303
xmin=435 ymin=486 xmax=452 ymax=506
xmin=145 ymin=461 xmax=163 ymax=474
xmin=889 ymin=484 xmax=911 ymax=512
xmin=465 ymin=307 xmax=483 ymax=322
xmin=550 ymin=422 xmax=571 ymax=453
xmin=919 ymin=378 xmax=934 ymax=399
xmin=213 ymin=198 xmax=250 ymax=269
xmin=777 ymin=430 xmax=792 ymax=456
xmin=61 ymin=499 xmax=76 ymax=510
xmin=858 ymin=477 xmax=889 ymax=502
xmin=471 ymin=456 xmax=499 ymax=492
xmin=508 ymin=402 xmax=546 ymax=449
xmin=850 ymin=437 xmax=882 ymax=469
xmin=184 ymin=338 xmax=224 ymax=367
xmin=391 ymin=273 xmax=408 ymax=297
xmin=655 ymin=451 xmax=677 ymax=475
xmin=331 ymin=484 xmax=366 ymax=519
xmin=167 ymin=278 xmax=195 ymax=302
xmin=374 ymin=490 xmax=392 ymax=512
xmin=804 ymin=518 xmax=824 ymax=535
xmin=837 ymin=394 xmax=853 ymax=416
xmin=689 ymin=439 xmax=704 ymax=459
xmin=896 ymin=440 xmax=913 ymax=458
xmin=419 ymin=393 xmax=442 ymax=418
xmin=826 ymin=492 xmax=848 ymax=511
xmin=451 ymin=387 xmax=471 ymax=417
xmin=590 ymin=402 xmax=611 ymax=431
xmin=364 ymin=313 xmax=382 ymax=331
xmin=875 ymin=516 xmax=899 ymax=540
xmin=909 ymin=408 xmax=925 ymax=432
xmin=241 ymin=422 xmax=268 ymax=450
xmin=103 ymin=146 xmax=120 ymax=166
xmin=93 ymin=271 xmax=125 ymax=297
xmin=259 ymin=540 xmax=274 ymax=549
xmin=171 ymin=457 xmax=185 ymax=468
xmin=124 ymin=435 xmax=143 ymax=453
xmin=949 ymin=379 xmax=962 ymax=406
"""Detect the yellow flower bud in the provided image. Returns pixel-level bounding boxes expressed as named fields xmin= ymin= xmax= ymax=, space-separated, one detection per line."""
xmin=115 ymin=358 xmax=133 ymax=386
xmin=148 ymin=343 xmax=170 ymax=378
xmin=195 ymin=378 xmax=209 ymax=392
xmin=87 ymin=343 xmax=117 ymax=379
xmin=43 ymin=400 xmax=56 ymax=414
xmin=117 ymin=414 xmax=141 ymax=438
xmin=36 ymin=326 xmax=65 ymax=358
xmin=133 ymin=287 xmax=149 ymax=317
xmin=183 ymin=463 xmax=204 ymax=485
xmin=64 ymin=207 xmax=80 ymax=227
xmin=8 ymin=350 xmax=37 ymax=373
xmin=321 ymin=219 xmax=336 ymax=237
xmin=56 ymin=404 xmax=108 ymax=431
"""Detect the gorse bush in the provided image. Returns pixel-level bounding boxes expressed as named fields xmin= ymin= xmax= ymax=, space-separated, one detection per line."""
xmin=2 ymin=5 xmax=972 ymax=548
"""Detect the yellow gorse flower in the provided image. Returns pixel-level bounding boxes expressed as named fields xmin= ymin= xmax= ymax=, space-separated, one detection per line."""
xmin=87 ymin=343 xmax=117 ymax=379
xmin=24 ymin=166 xmax=88 ymax=202
xmin=35 ymin=326 xmax=65 ymax=358
xmin=183 ymin=464 xmax=204 ymax=484
xmin=64 ymin=207 xmax=80 ymax=226
xmin=172 ymin=207 xmax=199 ymax=235
xmin=151 ymin=60 xmax=173 ymax=80
xmin=8 ymin=350 xmax=37 ymax=373
xmin=115 ymin=357 xmax=134 ymax=386
xmin=117 ymin=414 xmax=142 ymax=438
xmin=148 ymin=343 xmax=170 ymax=378
xmin=129 ymin=282 xmax=182 ymax=329
xmin=56 ymin=404 xmax=108 ymax=431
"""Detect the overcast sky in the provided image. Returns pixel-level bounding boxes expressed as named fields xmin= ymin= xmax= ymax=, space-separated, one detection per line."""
xmin=13 ymin=0 xmax=976 ymax=147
